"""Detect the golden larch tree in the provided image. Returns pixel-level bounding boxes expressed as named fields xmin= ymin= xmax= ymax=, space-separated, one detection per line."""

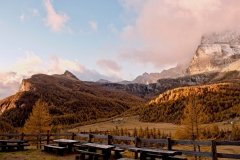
xmin=23 ymin=100 xmax=51 ymax=133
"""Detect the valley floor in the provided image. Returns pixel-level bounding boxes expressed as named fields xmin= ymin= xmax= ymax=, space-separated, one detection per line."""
xmin=69 ymin=116 xmax=179 ymax=134
xmin=68 ymin=116 xmax=240 ymax=135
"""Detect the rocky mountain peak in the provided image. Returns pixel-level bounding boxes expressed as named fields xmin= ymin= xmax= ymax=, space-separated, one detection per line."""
xmin=63 ymin=70 xmax=79 ymax=81
xmin=187 ymin=31 xmax=240 ymax=75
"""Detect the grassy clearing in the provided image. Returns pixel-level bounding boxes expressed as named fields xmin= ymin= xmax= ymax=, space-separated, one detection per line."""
xmin=0 ymin=149 xmax=76 ymax=160
xmin=69 ymin=116 xmax=179 ymax=134
xmin=69 ymin=116 xmax=240 ymax=135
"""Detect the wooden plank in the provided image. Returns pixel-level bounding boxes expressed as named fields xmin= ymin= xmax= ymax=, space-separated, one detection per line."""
xmin=112 ymin=136 xmax=135 ymax=141
xmin=216 ymin=141 xmax=240 ymax=146
xmin=76 ymin=149 xmax=103 ymax=156
xmin=0 ymin=133 xmax=21 ymax=136
xmin=217 ymin=153 xmax=240 ymax=159
xmin=76 ymin=133 xmax=89 ymax=138
xmin=175 ymin=150 xmax=212 ymax=157
xmin=114 ymin=144 xmax=133 ymax=149
xmin=51 ymin=133 xmax=72 ymax=136
xmin=172 ymin=140 xmax=211 ymax=146
xmin=92 ymin=134 xmax=108 ymax=139
xmin=140 ymin=138 xmax=167 ymax=144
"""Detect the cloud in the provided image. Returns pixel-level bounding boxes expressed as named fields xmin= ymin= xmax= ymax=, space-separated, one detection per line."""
xmin=0 ymin=53 xmax=117 ymax=99
xmin=97 ymin=59 xmax=122 ymax=78
xmin=31 ymin=8 xmax=39 ymax=17
xmin=43 ymin=0 xmax=69 ymax=32
xmin=19 ymin=9 xmax=39 ymax=22
xmin=20 ymin=14 xmax=25 ymax=21
xmin=89 ymin=20 xmax=98 ymax=32
xmin=0 ymin=72 xmax=20 ymax=99
xmin=120 ymin=0 xmax=240 ymax=67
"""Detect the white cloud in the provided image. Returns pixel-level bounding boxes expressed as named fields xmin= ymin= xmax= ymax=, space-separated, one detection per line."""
xmin=43 ymin=0 xmax=69 ymax=32
xmin=120 ymin=0 xmax=240 ymax=67
xmin=20 ymin=14 xmax=25 ymax=21
xmin=31 ymin=8 xmax=39 ymax=17
xmin=0 ymin=53 xmax=117 ymax=99
xmin=89 ymin=20 xmax=98 ymax=32
xmin=97 ymin=59 xmax=122 ymax=78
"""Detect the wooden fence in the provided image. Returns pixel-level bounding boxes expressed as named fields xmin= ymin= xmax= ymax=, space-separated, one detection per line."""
xmin=0 ymin=132 xmax=240 ymax=160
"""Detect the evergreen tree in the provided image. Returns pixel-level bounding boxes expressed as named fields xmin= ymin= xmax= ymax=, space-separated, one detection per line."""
xmin=23 ymin=100 xmax=51 ymax=133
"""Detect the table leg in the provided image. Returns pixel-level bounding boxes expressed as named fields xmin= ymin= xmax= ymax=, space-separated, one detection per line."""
xmin=140 ymin=151 xmax=147 ymax=160
xmin=68 ymin=144 xmax=73 ymax=152
xmin=1 ymin=143 xmax=7 ymax=151
xmin=89 ymin=147 xmax=96 ymax=160
xmin=102 ymin=149 xmax=111 ymax=160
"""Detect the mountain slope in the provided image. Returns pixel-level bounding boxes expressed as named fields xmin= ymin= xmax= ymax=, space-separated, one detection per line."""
xmin=139 ymin=81 xmax=240 ymax=124
xmin=0 ymin=72 xmax=144 ymax=127
xmin=187 ymin=31 xmax=240 ymax=75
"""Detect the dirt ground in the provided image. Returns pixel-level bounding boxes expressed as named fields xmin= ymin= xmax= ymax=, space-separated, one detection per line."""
xmin=0 ymin=149 xmax=76 ymax=160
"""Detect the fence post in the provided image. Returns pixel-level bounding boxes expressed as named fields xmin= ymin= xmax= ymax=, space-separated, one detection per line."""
xmin=39 ymin=133 xmax=42 ymax=149
xmin=211 ymin=140 xmax=217 ymax=160
xmin=107 ymin=135 xmax=112 ymax=145
xmin=167 ymin=137 xmax=172 ymax=150
xmin=47 ymin=130 xmax=50 ymax=144
xmin=37 ymin=134 xmax=39 ymax=149
xmin=72 ymin=133 xmax=75 ymax=140
xmin=134 ymin=136 xmax=140 ymax=159
xmin=89 ymin=134 xmax=93 ymax=143
xmin=21 ymin=132 xmax=24 ymax=140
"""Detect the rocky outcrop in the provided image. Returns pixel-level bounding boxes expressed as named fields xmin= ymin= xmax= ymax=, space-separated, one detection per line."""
xmin=187 ymin=31 xmax=240 ymax=75
xmin=132 ymin=64 xmax=187 ymax=84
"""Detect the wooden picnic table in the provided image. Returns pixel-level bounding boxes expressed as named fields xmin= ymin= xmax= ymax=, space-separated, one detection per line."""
xmin=0 ymin=139 xmax=29 ymax=151
xmin=129 ymin=147 xmax=182 ymax=160
xmin=53 ymin=139 xmax=79 ymax=152
xmin=80 ymin=142 xmax=115 ymax=160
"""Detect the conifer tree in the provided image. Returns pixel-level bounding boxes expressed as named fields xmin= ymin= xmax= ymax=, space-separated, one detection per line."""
xmin=23 ymin=100 xmax=51 ymax=133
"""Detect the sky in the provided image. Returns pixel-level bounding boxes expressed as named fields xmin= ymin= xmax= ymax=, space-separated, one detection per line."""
xmin=0 ymin=0 xmax=240 ymax=98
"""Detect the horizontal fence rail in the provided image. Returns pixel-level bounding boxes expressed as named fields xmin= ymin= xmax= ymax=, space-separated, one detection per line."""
xmin=0 ymin=132 xmax=240 ymax=159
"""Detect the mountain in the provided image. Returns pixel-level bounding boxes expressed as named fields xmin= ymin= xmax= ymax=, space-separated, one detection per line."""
xmin=96 ymin=79 xmax=111 ymax=84
xmin=0 ymin=71 xmax=143 ymax=127
xmin=139 ymin=80 xmax=240 ymax=124
xmin=133 ymin=31 xmax=240 ymax=84
xmin=187 ymin=31 xmax=240 ymax=74
xmin=132 ymin=64 xmax=187 ymax=84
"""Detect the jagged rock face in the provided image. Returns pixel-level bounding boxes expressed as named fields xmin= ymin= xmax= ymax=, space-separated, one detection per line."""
xmin=187 ymin=31 xmax=240 ymax=75
xmin=62 ymin=70 xmax=79 ymax=81
xmin=19 ymin=79 xmax=35 ymax=92
xmin=132 ymin=64 xmax=187 ymax=84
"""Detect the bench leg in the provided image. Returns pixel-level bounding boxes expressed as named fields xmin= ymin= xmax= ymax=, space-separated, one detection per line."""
xmin=114 ymin=151 xmax=122 ymax=159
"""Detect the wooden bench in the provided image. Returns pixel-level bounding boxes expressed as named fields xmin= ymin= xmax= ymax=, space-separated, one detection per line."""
xmin=74 ymin=143 xmax=89 ymax=151
xmin=168 ymin=156 xmax=187 ymax=160
xmin=117 ymin=158 xmax=136 ymax=160
xmin=44 ymin=144 xmax=67 ymax=156
xmin=0 ymin=143 xmax=30 ymax=151
xmin=75 ymin=149 xmax=104 ymax=160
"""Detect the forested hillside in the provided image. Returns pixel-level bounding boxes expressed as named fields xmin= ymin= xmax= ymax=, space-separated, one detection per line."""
xmin=0 ymin=72 xmax=144 ymax=128
xmin=139 ymin=81 xmax=240 ymax=124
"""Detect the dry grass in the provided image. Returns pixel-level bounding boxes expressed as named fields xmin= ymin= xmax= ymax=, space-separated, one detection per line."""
xmin=69 ymin=115 xmax=240 ymax=135
xmin=69 ymin=116 xmax=179 ymax=134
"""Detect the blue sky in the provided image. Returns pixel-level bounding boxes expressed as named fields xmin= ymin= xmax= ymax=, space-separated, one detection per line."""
xmin=0 ymin=0 xmax=240 ymax=98
xmin=0 ymin=0 xmax=155 ymax=81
